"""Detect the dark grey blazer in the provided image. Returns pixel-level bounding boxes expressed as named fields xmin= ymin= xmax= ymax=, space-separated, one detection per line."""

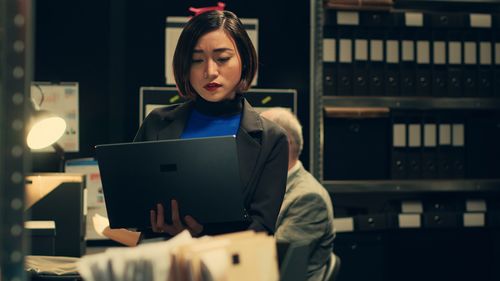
xmin=134 ymin=98 xmax=288 ymax=234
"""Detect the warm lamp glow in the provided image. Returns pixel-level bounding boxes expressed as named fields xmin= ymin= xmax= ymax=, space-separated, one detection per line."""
xmin=27 ymin=116 xmax=66 ymax=149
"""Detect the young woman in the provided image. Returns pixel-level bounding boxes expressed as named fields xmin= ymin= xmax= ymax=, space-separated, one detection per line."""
xmin=134 ymin=10 xmax=288 ymax=238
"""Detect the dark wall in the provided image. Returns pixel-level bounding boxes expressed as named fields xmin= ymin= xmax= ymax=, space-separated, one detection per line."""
xmin=33 ymin=0 xmax=311 ymax=171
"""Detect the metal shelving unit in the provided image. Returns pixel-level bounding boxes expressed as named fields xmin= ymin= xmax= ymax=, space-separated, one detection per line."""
xmin=1 ymin=1 xmax=33 ymax=280
xmin=310 ymin=0 xmax=325 ymax=180
xmin=324 ymin=179 xmax=500 ymax=193
xmin=323 ymin=96 xmax=500 ymax=110
xmin=309 ymin=0 xmax=500 ymax=192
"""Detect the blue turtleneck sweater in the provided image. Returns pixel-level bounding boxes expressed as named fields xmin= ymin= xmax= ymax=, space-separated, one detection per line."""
xmin=180 ymin=95 xmax=243 ymax=139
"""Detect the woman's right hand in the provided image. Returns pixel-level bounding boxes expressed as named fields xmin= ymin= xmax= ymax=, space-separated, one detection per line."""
xmin=150 ymin=199 xmax=204 ymax=237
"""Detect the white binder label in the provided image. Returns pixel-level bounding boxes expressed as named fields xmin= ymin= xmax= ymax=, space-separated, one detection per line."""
xmin=470 ymin=14 xmax=492 ymax=28
xmin=464 ymin=42 xmax=477 ymax=65
xmin=339 ymin=39 xmax=352 ymax=63
xmin=402 ymin=40 xmax=415 ymax=61
xmin=370 ymin=40 xmax=383 ymax=62
xmin=408 ymin=124 xmax=421 ymax=147
xmin=424 ymin=124 xmax=437 ymax=147
xmin=452 ymin=124 xmax=465 ymax=147
xmin=449 ymin=42 xmax=462 ymax=65
xmin=386 ymin=40 xmax=399 ymax=63
xmin=433 ymin=41 xmax=446 ymax=65
xmin=417 ymin=41 xmax=430 ymax=64
xmin=355 ymin=39 xmax=368 ymax=61
xmin=337 ymin=11 xmax=359 ymax=25
xmin=439 ymin=124 xmax=451 ymax=145
xmin=323 ymin=39 xmax=336 ymax=62
xmin=480 ymin=42 xmax=492 ymax=65
xmin=393 ymin=124 xmax=406 ymax=147
xmin=405 ymin=12 xmax=423 ymax=27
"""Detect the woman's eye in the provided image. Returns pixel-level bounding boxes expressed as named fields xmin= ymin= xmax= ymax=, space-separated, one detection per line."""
xmin=191 ymin=59 xmax=203 ymax=63
xmin=217 ymin=57 xmax=230 ymax=63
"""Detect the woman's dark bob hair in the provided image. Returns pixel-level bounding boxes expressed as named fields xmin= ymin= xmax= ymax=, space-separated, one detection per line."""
xmin=173 ymin=10 xmax=258 ymax=100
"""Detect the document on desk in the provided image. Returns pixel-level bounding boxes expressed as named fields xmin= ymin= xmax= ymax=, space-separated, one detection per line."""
xmin=65 ymin=158 xmax=108 ymax=240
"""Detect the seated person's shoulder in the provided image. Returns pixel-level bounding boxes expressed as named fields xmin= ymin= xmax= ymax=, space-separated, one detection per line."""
xmin=260 ymin=114 xmax=288 ymax=140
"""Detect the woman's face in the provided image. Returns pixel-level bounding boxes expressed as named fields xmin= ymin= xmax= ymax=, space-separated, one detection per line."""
xmin=189 ymin=29 xmax=242 ymax=102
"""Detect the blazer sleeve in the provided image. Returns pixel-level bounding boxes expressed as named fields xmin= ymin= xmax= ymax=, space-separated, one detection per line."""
xmin=248 ymin=132 xmax=288 ymax=234
xmin=274 ymin=193 xmax=330 ymax=243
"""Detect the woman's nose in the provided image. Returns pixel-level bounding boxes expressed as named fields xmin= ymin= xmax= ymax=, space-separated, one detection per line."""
xmin=205 ymin=59 xmax=218 ymax=78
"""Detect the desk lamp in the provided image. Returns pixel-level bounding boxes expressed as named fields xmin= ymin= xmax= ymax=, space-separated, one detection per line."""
xmin=26 ymin=98 xmax=67 ymax=171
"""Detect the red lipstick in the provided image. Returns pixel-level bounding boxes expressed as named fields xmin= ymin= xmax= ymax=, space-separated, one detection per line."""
xmin=204 ymin=82 xmax=222 ymax=91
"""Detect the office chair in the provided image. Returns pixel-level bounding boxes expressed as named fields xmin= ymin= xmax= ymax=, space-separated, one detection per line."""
xmin=322 ymin=252 xmax=341 ymax=281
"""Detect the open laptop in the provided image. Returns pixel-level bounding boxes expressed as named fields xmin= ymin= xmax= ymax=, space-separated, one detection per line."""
xmin=95 ymin=135 xmax=249 ymax=230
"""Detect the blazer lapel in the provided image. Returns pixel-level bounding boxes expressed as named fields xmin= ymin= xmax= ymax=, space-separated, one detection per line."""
xmin=237 ymin=99 xmax=263 ymax=196
xmin=157 ymin=101 xmax=193 ymax=140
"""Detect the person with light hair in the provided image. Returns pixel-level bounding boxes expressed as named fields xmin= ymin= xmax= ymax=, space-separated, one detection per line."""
xmin=260 ymin=108 xmax=335 ymax=281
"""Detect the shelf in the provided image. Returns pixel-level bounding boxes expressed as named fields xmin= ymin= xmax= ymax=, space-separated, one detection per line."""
xmin=322 ymin=96 xmax=500 ymax=110
xmin=323 ymin=179 xmax=500 ymax=193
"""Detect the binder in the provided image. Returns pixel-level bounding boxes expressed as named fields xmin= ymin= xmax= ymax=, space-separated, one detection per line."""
xmin=406 ymin=113 xmax=422 ymax=179
xmin=421 ymin=112 xmax=438 ymax=179
xmin=445 ymin=12 xmax=465 ymax=97
xmin=450 ymin=122 xmax=466 ymax=178
xmin=415 ymin=36 xmax=432 ymax=96
xmin=323 ymin=30 xmax=337 ymax=96
xmin=400 ymin=32 xmax=416 ymax=96
xmin=385 ymin=39 xmax=400 ymax=96
xmin=437 ymin=113 xmax=453 ymax=179
xmin=368 ymin=36 xmax=385 ymax=96
xmin=391 ymin=112 xmax=407 ymax=179
xmin=431 ymin=31 xmax=448 ymax=97
xmin=447 ymin=32 xmax=463 ymax=97
xmin=494 ymin=41 xmax=500 ymax=97
xmin=360 ymin=11 xmax=393 ymax=28
xmin=337 ymin=30 xmax=354 ymax=96
xmin=478 ymin=40 xmax=493 ymax=97
xmin=336 ymin=14 xmax=358 ymax=96
xmin=465 ymin=113 xmax=500 ymax=179
xmin=353 ymin=31 xmax=369 ymax=96
xmin=462 ymin=31 xmax=478 ymax=97
xmin=324 ymin=113 xmax=390 ymax=180
xmin=430 ymin=13 xmax=464 ymax=97
xmin=430 ymin=13 xmax=465 ymax=29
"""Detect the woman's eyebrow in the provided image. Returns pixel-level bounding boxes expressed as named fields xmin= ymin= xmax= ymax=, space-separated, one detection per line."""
xmin=192 ymin=48 xmax=234 ymax=54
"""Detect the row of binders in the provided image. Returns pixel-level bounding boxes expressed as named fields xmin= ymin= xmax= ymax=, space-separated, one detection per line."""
xmin=334 ymin=199 xmax=500 ymax=232
xmin=391 ymin=111 xmax=466 ymax=179
xmin=323 ymin=110 xmax=500 ymax=180
xmin=323 ymin=10 xmax=500 ymax=97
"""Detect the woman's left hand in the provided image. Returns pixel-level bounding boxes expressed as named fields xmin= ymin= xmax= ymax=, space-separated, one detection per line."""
xmin=150 ymin=199 xmax=204 ymax=237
